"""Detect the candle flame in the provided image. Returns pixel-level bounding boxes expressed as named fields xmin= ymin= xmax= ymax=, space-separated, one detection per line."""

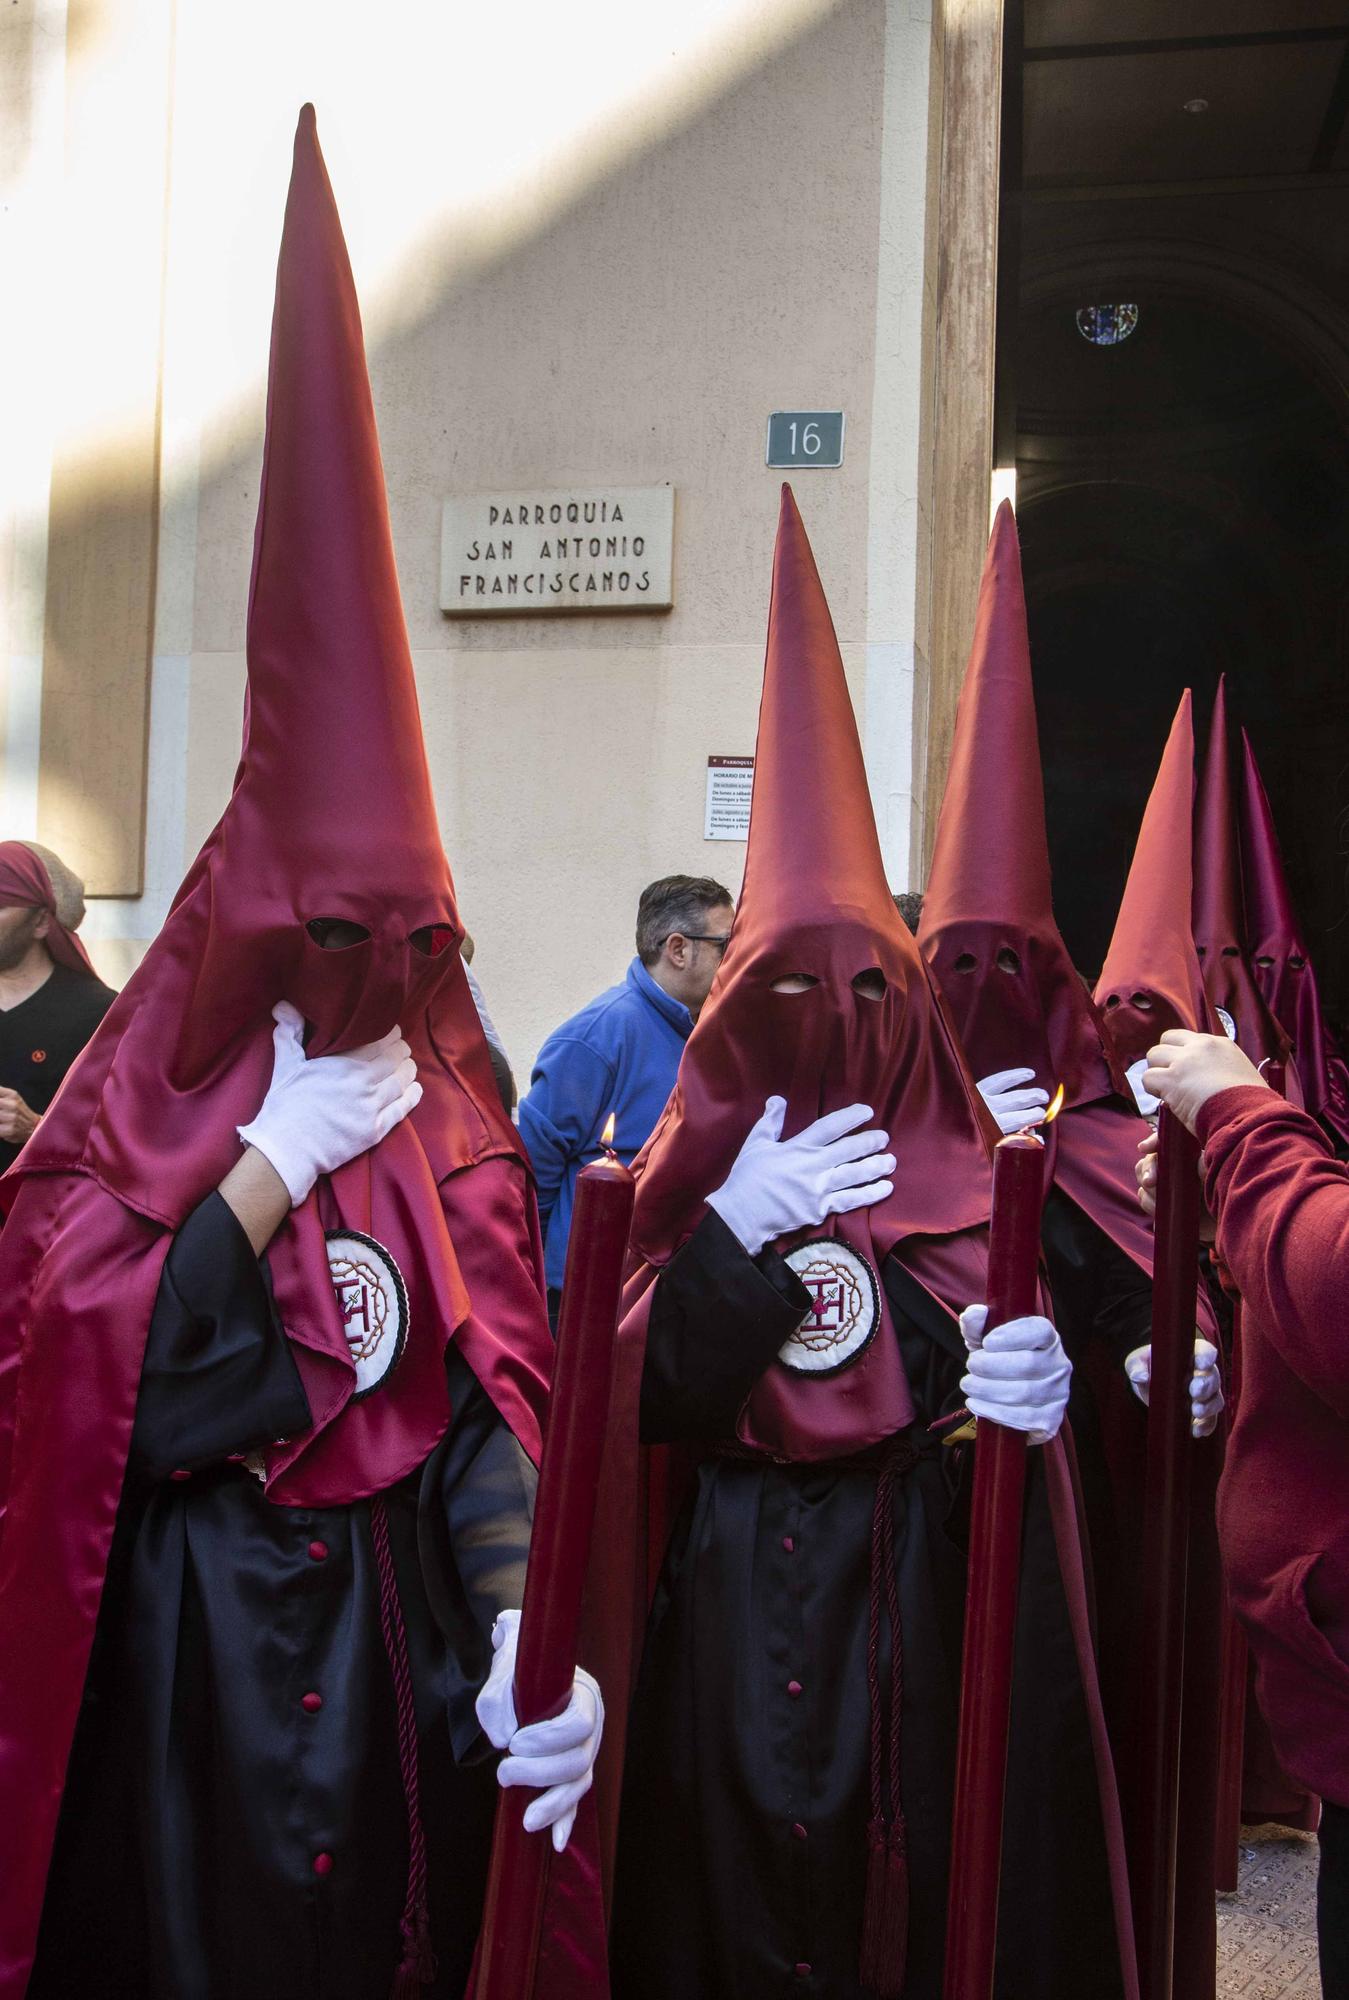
xmin=1042 ymin=1083 xmax=1066 ymax=1127
xmin=601 ymin=1112 xmax=617 ymax=1148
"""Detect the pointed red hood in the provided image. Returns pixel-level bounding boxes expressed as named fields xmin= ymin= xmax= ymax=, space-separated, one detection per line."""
xmin=7 ymin=106 xmax=549 ymax=1498
xmin=1239 ymin=728 xmax=1349 ymax=1138
xmin=631 ymin=487 xmax=994 ymax=1460
xmin=1095 ymin=692 xmax=1217 ymax=1069
xmin=918 ymin=502 xmax=1117 ymax=1106
xmin=1193 ymin=678 xmax=1289 ymax=1065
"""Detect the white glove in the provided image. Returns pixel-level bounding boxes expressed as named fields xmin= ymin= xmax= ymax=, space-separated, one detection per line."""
xmin=237 ymin=1001 xmax=422 ymax=1207
xmin=705 ymin=1097 xmax=895 ymax=1257
xmin=977 ymin=1068 xmax=1051 ymax=1137
xmin=958 ymin=1304 xmax=1072 ymax=1446
xmin=475 ymin=1609 xmax=604 ymax=1853
xmin=1124 ymin=1337 xmax=1224 ymax=1439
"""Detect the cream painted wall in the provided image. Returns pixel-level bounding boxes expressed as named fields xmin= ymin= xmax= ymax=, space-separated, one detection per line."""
xmin=5 ymin=0 xmax=938 ymax=1083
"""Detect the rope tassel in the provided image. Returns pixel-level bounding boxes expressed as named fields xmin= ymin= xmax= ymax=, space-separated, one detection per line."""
xmin=371 ymin=1495 xmax=438 ymax=1997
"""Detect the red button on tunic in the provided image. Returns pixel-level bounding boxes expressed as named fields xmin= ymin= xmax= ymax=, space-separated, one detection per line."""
xmin=782 ymin=1536 xmax=795 ymax=1553
xmin=308 ymin=1540 xmax=328 ymax=1562
xmin=791 ymin=1822 xmax=807 ymax=1841
xmin=169 ymin=1469 xmax=191 ymax=1483
xmin=302 ymin=1692 xmax=323 ymax=1713
xmin=312 ymin=1852 xmax=333 ymax=1877
xmin=787 ymin=1680 xmax=802 ymax=1698
xmin=794 ymin=1964 xmax=812 ymax=1978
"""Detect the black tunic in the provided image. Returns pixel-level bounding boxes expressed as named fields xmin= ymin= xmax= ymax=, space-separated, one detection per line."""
xmin=610 ymin=1210 xmax=1128 ymax=2000
xmin=0 ymin=962 xmax=114 ymax=1175
xmin=33 ymin=1192 xmax=536 ymax=2000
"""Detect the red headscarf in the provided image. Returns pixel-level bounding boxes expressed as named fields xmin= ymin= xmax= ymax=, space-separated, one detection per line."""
xmin=1095 ymin=692 xmax=1220 ymax=1069
xmin=1193 ymin=679 xmax=1290 ymax=1069
xmin=1238 ymin=727 xmax=1349 ymax=1142
xmin=918 ymin=505 xmax=1171 ymax=1291
xmin=0 ymin=842 xmax=96 ymax=976
xmin=631 ymin=486 xmax=996 ymax=1460
xmin=0 ymin=109 xmax=554 ymax=1994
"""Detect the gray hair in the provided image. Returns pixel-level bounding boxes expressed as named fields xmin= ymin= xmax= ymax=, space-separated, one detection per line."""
xmin=636 ymin=875 xmax=733 ymax=966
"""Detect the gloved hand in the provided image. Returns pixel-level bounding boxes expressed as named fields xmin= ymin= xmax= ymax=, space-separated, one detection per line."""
xmin=958 ymin=1304 xmax=1072 ymax=1446
xmin=705 ymin=1097 xmax=894 ymax=1257
xmin=237 ymin=1002 xmax=422 ymax=1207
xmin=476 ymin=1609 xmax=604 ymax=1853
xmin=1124 ymin=1337 xmax=1224 ymax=1439
xmin=977 ymin=1068 xmax=1051 ymax=1137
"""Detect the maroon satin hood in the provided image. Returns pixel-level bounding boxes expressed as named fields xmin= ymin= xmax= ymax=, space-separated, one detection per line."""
xmin=918 ymin=502 xmax=1118 ymax=1109
xmin=1193 ymin=679 xmax=1289 ymax=1068
xmin=1095 ymin=692 xmax=1219 ymax=1070
xmin=631 ymin=487 xmax=995 ymax=1460
xmin=4 ymin=106 xmax=550 ymax=1497
xmin=1238 ymin=728 xmax=1349 ymax=1141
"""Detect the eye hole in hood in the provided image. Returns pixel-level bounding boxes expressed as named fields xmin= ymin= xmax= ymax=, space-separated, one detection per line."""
xmin=306 ymin=918 xmax=372 ymax=951
xmin=770 ymin=973 xmax=820 ymax=994
xmin=410 ymin=924 xmax=458 ymax=959
xmin=851 ymin=969 xmax=886 ymax=1001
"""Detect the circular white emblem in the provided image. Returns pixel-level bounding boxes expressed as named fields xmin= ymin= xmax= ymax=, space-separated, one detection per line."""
xmin=778 ymin=1241 xmax=881 ymax=1376
xmin=1216 ymin=1006 xmax=1238 ymax=1042
xmin=325 ymin=1230 xmax=409 ymax=1399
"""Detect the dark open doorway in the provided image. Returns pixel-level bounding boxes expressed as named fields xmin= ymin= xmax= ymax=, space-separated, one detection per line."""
xmin=1010 ymin=6 xmax=1349 ymax=1025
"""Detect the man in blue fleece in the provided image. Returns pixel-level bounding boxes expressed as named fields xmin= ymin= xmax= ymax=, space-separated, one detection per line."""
xmin=520 ymin=874 xmax=734 ymax=1319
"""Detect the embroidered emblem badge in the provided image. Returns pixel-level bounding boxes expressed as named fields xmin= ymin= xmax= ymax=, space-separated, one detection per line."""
xmin=325 ymin=1229 xmax=409 ymax=1399
xmin=779 ymin=1240 xmax=881 ymax=1376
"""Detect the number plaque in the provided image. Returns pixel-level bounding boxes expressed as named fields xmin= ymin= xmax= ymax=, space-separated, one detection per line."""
xmin=765 ymin=411 xmax=845 ymax=469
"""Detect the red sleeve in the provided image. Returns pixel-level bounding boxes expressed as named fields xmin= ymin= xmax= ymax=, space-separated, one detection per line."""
xmin=1197 ymin=1084 xmax=1349 ymax=1417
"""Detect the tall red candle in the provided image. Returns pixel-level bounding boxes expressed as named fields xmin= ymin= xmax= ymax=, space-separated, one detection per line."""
xmin=1129 ymin=1105 xmax=1203 ymax=2000
xmin=473 ymin=1142 xmax=635 ymax=2000
xmin=1213 ymin=1056 xmax=1282 ymax=1892
xmin=943 ymin=1127 xmax=1048 ymax=2000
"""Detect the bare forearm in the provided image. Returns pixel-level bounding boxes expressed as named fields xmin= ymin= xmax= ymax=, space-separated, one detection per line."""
xmin=218 ymin=1145 xmax=291 ymax=1255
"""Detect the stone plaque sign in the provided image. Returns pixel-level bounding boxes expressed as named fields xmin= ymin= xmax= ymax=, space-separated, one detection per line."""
xmin=705 ymin=756 xmax=753 ymax=841
xmin=441 ymin=486 xmax=674 ymax=615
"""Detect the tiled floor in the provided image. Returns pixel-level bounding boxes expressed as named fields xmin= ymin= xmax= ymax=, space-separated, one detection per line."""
xmin=1217 ymin=1825 xmax=1322 ymax=1998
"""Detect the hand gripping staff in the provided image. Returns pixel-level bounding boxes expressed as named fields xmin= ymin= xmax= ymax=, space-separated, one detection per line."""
xmin=471 ymin=1144 xmax=635 ymax=2000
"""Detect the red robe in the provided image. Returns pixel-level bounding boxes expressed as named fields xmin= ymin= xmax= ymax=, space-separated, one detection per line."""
xmin=1197 ymin=1084 xmax=1349 ymax=1807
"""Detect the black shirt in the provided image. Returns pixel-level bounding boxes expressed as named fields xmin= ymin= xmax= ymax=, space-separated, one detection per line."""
xmin=0 ymin=961 xmax=115 ymax=1172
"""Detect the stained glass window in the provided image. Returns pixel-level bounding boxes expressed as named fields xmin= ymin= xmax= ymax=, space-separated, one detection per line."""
xmin=1076 ymin=304 xmax=1140 ymax=347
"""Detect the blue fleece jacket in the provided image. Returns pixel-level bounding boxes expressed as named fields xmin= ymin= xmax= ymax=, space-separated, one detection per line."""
xmin=519 ymin=958 xmax=693 ymax=1291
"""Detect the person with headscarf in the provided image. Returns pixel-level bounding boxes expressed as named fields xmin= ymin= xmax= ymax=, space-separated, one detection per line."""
xmin=0 ymin=110 xmax=602 ymax=2000
xmin=606 ymin=490 xmax=1137 ymax=2000
xmin=0 ymin=840 xmax=113 ymax=1172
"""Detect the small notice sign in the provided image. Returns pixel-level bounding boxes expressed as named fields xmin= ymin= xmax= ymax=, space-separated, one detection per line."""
xmin=766 ymin=411 xmax=845 ymax=469
xmin=705 ymin=756 xmax=753 ymax=841
xmin=441 ymin=486 xmax=674 ymax=616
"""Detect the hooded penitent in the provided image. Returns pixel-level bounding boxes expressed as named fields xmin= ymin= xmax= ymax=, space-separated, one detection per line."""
xmin=918 ymin=502 xmax=1170 ymax=1291
xmin=919 ymin=503 xmax=1116 ymax=1109
xmin=1193 ymin=679 xmax=1290 ymax=1069
xmin=0 ymin=108 xmax=553 ymax=1993
xmin=597 ymin=488 xmax=1138 ymax=2000
xmin=632 ymin=484 xmax=997 ymax=1462
xmin=1095 ymin=691 xmax=1219 ymax=1069
xmin=1238 ymin=728 xmax=1349 ymax=1144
